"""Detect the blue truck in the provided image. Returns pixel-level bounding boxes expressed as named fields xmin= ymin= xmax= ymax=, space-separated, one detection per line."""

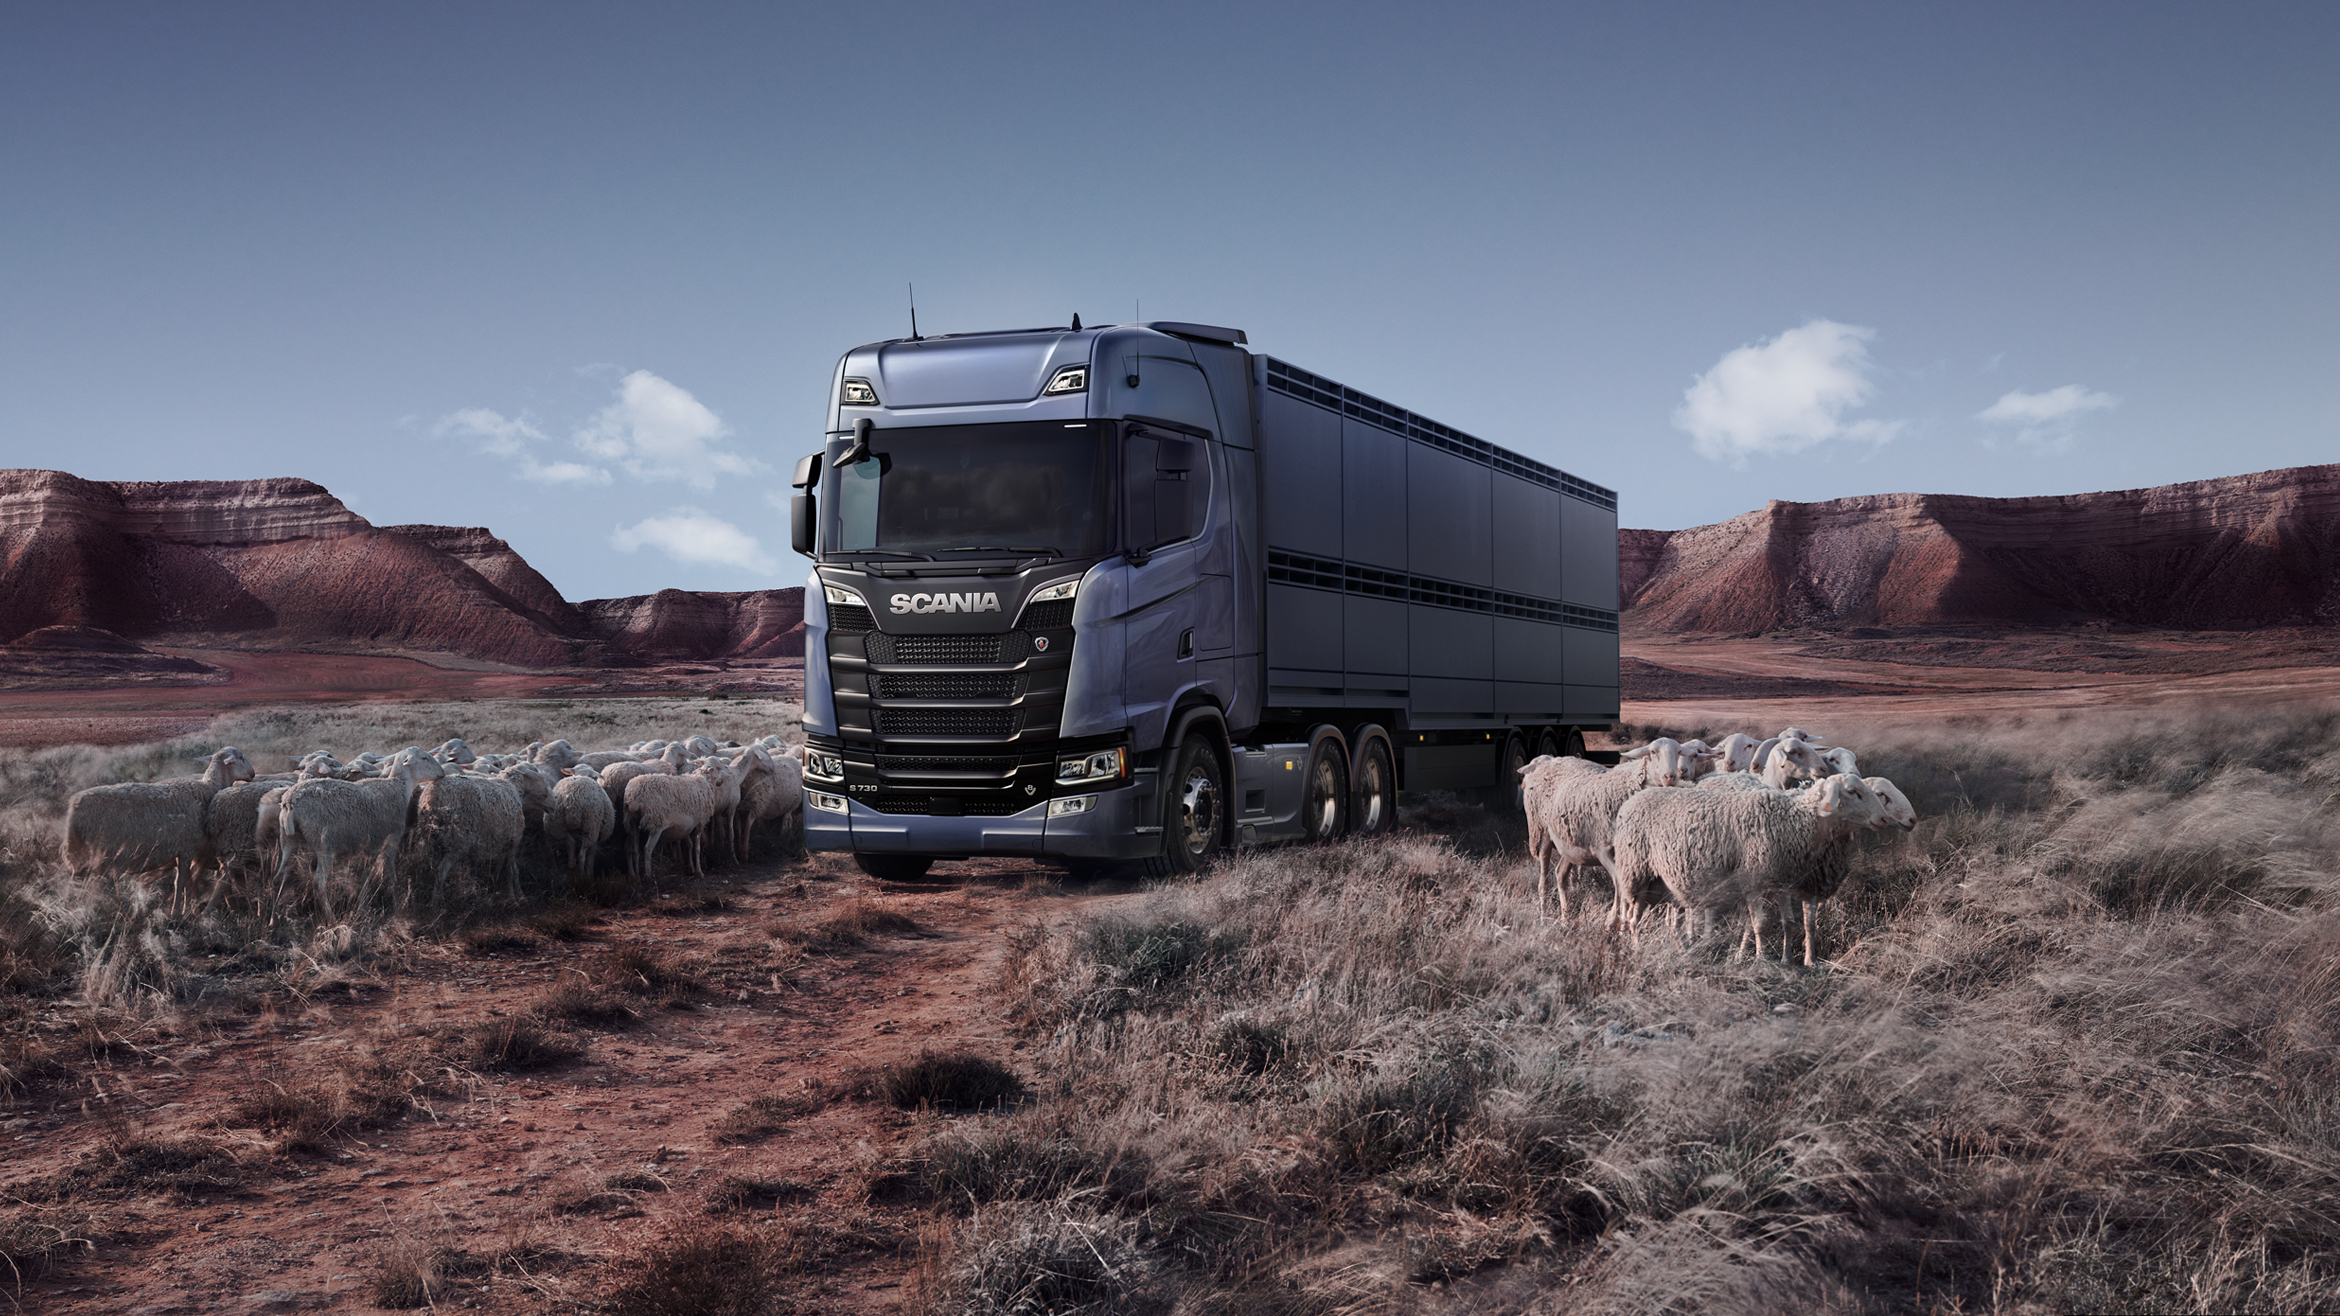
xmin=790 ymin=319 xmax=1618 ymax=879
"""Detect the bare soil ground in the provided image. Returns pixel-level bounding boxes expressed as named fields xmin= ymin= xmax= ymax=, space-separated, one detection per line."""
xmin=0 ymin=652 xmax=805 ymax=748
xmin=1 ymin=853 xmax=1137 ymax=1313
xmin=1623 ymin=625 xmax=2340 ymax=732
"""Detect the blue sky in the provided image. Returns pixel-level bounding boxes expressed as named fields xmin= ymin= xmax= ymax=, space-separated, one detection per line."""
xmin=4 ymin=2 xmax=2334 ymax=601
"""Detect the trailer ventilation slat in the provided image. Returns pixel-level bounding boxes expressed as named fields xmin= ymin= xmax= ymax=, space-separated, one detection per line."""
xmin=1263 ymin=357 xmax=1617 ymax=510
xmin=1269 ymin=549 xmax=1619 ymax=631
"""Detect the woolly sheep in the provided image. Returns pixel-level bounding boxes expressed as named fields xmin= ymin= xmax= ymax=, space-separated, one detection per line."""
xmin=63 ymin=746 xmax=257 ymax=907
xmin=277 ymin=748 xmax=445 ymax=921
xmin=1712 ymin=733 xmax=1763 ymax=775
xmin=413 ymin=772 xmax=526 ymax=904
xmin=542 ymin=772 xmax=617 ymax=884
xmin=1610 ymin=774 xmax=1887 ymax=959
xmin=496 ymin=761 xmax=555 ymax=833
xmin=1758 ymin=732 xmax=1830 ymax=790
xmin=732 ymin=748 xmax=803 ymax=863
xmin=682 ymin=735 xmax=721 ymax=757
xmin=431 ymin=738 xmax=477 ymax=767
xmin=576 ymin=750 xmax=645 ymax=771
xmin=1818 ymin=746 xmax=1859 ymax=778
xmin=628 ymin=756 xmax=749 ymax=884
xmin=1518 ymin=754 xmax=1608 ymax=915
xmin=533 ymin=739 xmax=581 ymax=771
xmin=1525 ymin=750 xmax=1680 ymax=924
xmin=1753 ymin=773 xmax=1916 ymax=966
xmin=1694 ymin=771 xmax=1771 ymax=792
xmin=1618 ymin=738 xmax=1699 ymax=788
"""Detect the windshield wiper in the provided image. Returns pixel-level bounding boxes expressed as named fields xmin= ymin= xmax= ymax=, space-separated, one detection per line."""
xmin=832 ymin=549 xmax=933 ymax=560
xmin=941 ymin=545 xmax=1060 ymax=557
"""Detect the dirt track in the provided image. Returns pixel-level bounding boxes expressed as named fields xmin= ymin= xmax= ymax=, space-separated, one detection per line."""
xmin=2 ymin=855 xmax=1138 ymax=1313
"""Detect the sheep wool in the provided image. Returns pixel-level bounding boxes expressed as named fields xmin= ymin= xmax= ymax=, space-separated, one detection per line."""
xmin=63 ymin=746 xmax=257 ymax=906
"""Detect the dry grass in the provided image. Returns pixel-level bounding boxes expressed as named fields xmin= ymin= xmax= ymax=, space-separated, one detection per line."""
xmin=909 ymin=710 xmax=2340 ymax=1314
xmin=772 ymin=896 xmax=923 ymax=953
xmin=880 ymin=1051 xmax=1022 ymax=1111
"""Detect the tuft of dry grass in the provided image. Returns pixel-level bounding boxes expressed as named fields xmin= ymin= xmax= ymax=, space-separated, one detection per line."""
xmin=0 ymin=1206 xmax=96 ymax=1283
xmin=703 ymin=1173 xmax=817 ymax=1214
xmin=772 ymin=896 xmax=923 ymax=954
xmin=442 ymin=1017 xmax=583 ymax=1072
xmin=710 ymin=1091 xmax=823 ymax=1145
xmin=600 ymin=1221 xmax=782 ymax=1316
xmin=880 ymin=1051 xmax=1021 ymax=1111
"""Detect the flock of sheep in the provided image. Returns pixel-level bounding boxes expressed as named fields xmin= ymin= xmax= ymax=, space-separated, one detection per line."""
xmin=1521 ymin=728 xmax=1915 ymax=965
xmin=59 ymin=733 xmax=806 ymax=919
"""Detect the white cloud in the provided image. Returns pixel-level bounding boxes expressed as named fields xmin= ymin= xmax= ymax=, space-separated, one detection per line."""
xmin=434 ymin=407 xmax=612 ymax=485
xmin=574 ymin=370 xmax=765 ymax=488
xmin=609 ymin=507 xmax=778 ymax=574
xmin=1673 ymin=319 xmax=1903 ymax=465
xmin=1977 ymin=384 xmax=2119 ymax=450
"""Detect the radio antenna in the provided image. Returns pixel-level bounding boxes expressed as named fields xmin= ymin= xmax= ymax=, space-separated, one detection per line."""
xmin=908 ymin=283 xmax=920 ymax=341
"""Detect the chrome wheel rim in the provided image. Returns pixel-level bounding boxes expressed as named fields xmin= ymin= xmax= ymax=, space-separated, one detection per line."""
xmin=1357 ymin=757 xmax=1386 ymax=831
xmin=1309 ymin=758 xmax=1341 ymax=837
xmin=1178 ymin=767 xmax=1219 ymax=856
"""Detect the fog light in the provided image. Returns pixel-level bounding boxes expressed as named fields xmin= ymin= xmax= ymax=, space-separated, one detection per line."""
xmin=808 ymin=791 xmax=849 ymax=814
xmin=1046 ymin=795 xmax=1095 ymax=818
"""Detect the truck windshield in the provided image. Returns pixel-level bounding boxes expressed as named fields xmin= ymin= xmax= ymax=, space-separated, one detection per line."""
xmin=825 ymin=422 xmax=1111 ymax=559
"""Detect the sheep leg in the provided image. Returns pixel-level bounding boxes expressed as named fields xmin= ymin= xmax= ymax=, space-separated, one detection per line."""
xmin=642 ymin=829 xmax=660 ymax=894
xmin=1802 ymin=898 xmax=1818 ymax=967
xmin=314 ymin=847 xmax=336 ymax=924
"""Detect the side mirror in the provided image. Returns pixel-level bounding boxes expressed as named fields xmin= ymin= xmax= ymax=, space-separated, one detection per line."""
xmin=791 ymin=452 xmax=822 ymax=490
xmin=791 ymin=493 xmax=816 ymax=556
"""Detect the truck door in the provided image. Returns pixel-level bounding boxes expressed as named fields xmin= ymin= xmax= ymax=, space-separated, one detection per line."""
xmin=1121 ymin=422 xmax=1232 ymax=741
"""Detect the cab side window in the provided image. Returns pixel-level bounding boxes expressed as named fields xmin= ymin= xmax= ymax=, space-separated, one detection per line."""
xmin=1125 ymin=427 xmax=1211 ymax=551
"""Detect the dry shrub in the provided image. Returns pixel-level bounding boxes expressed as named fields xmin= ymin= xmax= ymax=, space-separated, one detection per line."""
xmin=0 ymin=1207 xmax=95 ymax=1283
xmin=703 ymin=1174 xmax=816 ymax=1214
xmin=232 ymin=1078 xmax=339 ymax=1152
xmin=601 ymin=1222 xmax=782 ymax=1316
xmin=880 ymin=1051 xmax=1021 ymax=1111
xmin=773 ymin=897 xmax=921 ymax=953
xmin=460 ymin=923 xmax=540 ymax=955
xmin=598 ymin=944 xmax=705 ymax=998
xmin=445 ymin=1017 xmax=583 ymax=1071
xmin=23 ymin=1134 xmax=250 ymax=1203
xmin=920 ymin=1200 xmax=1162 ymax=1316
xmin=710 ymin=1092 xmax=822 ymax=1145
xmin=532 ymin=979 xmax=638 ymax=1027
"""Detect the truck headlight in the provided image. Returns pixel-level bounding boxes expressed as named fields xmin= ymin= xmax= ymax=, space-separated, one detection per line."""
xmin=804 ymin=748 xmax=844 ymax=781
xmin=1047 ymin=795 xmax=1095 ymax=817
xmin=1056 ymin=746 xmax=1126 ymax=785
xmin=823 ymin=585 xmax=866 ymax=609
xmin=1029 ymin=577 xmax=1079 ymax=603
xmin=807 ymin=791 xmax=849 ymax=814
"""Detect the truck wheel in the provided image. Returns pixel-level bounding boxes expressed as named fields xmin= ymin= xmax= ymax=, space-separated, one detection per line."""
xmin=855 ymin=854 xmax=934 ymax=882
xmin=1534 ymin=729 xmax=1561 ymax=762
xmin=1302 ymin=739 xmax=1348 ymax=842
xmin=1563 ymin=728 xmax=1587 ymax=759
xmin=1350 ymin=736 xmax=1394 ymax=837
xmin=1493 ymin=733 xmax=1528 ymax=814
xmin=1147 ymin=735 xmax=1225 ymax=876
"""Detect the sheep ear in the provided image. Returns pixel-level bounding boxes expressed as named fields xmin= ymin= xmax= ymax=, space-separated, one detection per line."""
xmin=1620 ymin=746 xmax=1651 ymax=760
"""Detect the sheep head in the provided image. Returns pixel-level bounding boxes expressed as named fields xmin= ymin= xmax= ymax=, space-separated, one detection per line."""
xmin=1864 ymin=776 xmax=1916 ymax=831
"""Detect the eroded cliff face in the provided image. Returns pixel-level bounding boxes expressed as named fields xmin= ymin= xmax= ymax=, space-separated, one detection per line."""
xmin=0 ymin=470 xmax=805 ymax=667
xmin=1624 ymin=465 xmax=2340 ymax=632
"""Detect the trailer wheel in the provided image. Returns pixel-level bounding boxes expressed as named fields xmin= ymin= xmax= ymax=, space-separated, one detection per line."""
xmin=855 ymin=854 xmax=934 ymax=882
xmin=1563 ymin=728 xmax=1587 ymax=759
xmin=1301 ymin=739 xmax=1349 ymax=843
xmin=1350 ymin=736 xmax=1395 ymax=837
xmin=1493 ymin=733 xmax=1529 ymax=814
xmin=1148 ymin=735 xmax=1225 ymax=876
xmin=1534 ymin=729 xmax=1561 ymax=763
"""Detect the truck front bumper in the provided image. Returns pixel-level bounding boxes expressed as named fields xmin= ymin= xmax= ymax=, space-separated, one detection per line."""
xmin=803 ymin=787 xmax=1158 ymax=862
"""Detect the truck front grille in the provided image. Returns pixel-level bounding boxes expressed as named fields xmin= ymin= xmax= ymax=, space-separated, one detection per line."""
xmin=875 ymin=709 xmax=1019 ymax=736
xmin=878 ymin=755 xmax=1018 ymax=774
xmin=866 ymin=795 xmax=1031 ymax=816
xmin=828 ymin=603 xmax=875 ymax=633
xmin=865 ymin=632 xmax=1034 ymax=665
xmin=872 ymin=673 xmax=1020 ymax=701
xmin=1018 ymin=600 xmax=1074 ymax=630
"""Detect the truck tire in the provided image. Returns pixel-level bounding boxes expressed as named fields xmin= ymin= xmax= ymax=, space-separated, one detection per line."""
xmin=1493 ymin=732 xmax=1528 ymax=814
xmin=1350 ymin=736 xmax=1395 ymax=837
xmin=1563 ymin=728 xmax=1587 ymax=759
xmin=1145 ymin=735 xmax=1225 ymax=877
xmin=1534 ymin=729 xmax=1561 ymax=762
xmin=1301 ymin=738 xmax=1348 ymax=842
xmin=855 ymin=854 xmax=935 ymax=882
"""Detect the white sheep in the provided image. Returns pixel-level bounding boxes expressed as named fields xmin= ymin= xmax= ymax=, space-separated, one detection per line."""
xmin=1758 ymin=773 xmax=1916 ymax=965
xmin=1757 ymin=731 xmax=1831 ymax=790
xmin=1524 ymin=750 xmax=1680 ymax=924
xmin=496 ymin=761 xmax=555 ymax=834
xmin=413 ymin=772 xmax=526 ymax=904
xmin=276 ymin=748 xmax=445 ymax=921
xmin=201 ymin=779 xmax=280 ymax=891
xmin=576 ymin=749 xmax=645 ymax=771
xmin=1518 ymin=754 xmax=1608 ymax=916
xmin=1711 ymin=733 xmax=1763 ymax=775
xmin=533 ymin=739 xmax=581 ymax=772
xmin=63 ymin=746 xmax=257 ymax=908
xmin=431 ymin=738 xmax=478 ymax=768
xmin=598 ymin=750 xmax=682 ymax=873
xmin=543 ymin=770 xmax=617 ymax=885
xmin=1693 ymin=771 xmax=1771 ymax=792
xmin=1610 ymin=774 xmax=1887 ymax=959
xmin=1818 ymin=746 xmax=1859 ymax=778
xmin=628 ymin=756 xmax=749 ymax=884
xmin=732 ymin=748 xmax=803 ymax=863
xmin=1618 ymin=737 xmax=1698 ymax=787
